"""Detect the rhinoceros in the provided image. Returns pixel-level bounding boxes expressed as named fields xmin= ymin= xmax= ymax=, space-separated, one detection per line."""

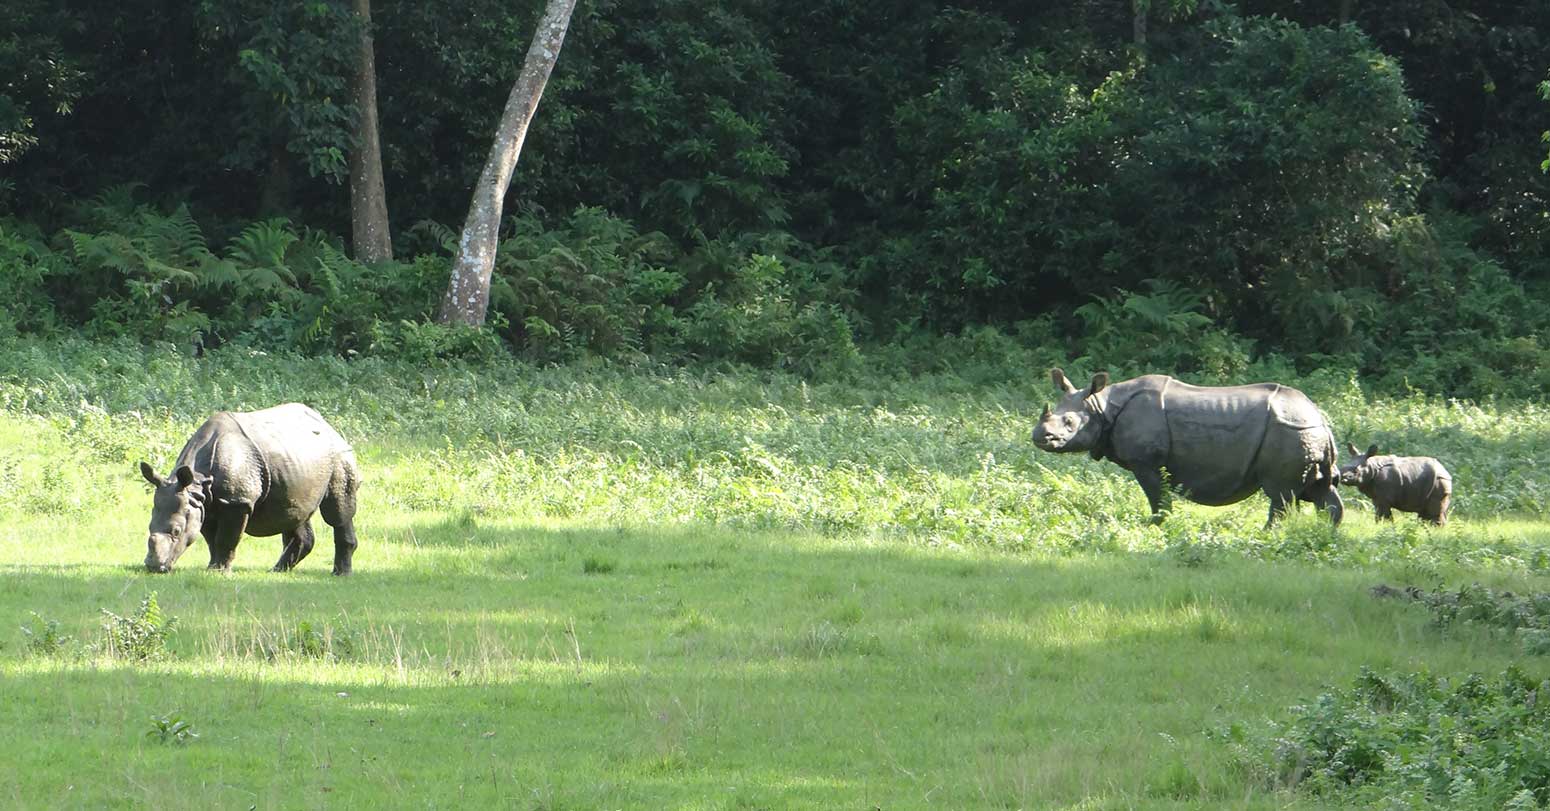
xmin=1031 ymin=369 xmax=1343 ymax=526
xmin=138 ymin=403 xmax=360 ymax=574
xmin=1338 ymin=443 xmax=1452 ymax=526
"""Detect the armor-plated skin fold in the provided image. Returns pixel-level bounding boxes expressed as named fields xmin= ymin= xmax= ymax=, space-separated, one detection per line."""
xmin=1338 ymin=443 xmax=1452 ymax=525
xmin=1032 ymin=368 xmax=1343 ymax=527
xmin=138 ymin=403 xmax=360 ymax=574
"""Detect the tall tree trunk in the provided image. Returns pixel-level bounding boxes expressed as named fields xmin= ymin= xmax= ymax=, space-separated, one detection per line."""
xmin=436 ymin=0 xmax=578 ymax=326
xmin=1338 ymin=0 xmax=1355 ymax=25
xmin=1132 ymin=0 xmax=1148 ymax=49
xmin=348 ymin=0 xmax=392 ymax=262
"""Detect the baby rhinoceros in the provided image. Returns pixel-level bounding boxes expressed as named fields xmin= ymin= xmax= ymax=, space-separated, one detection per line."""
xmin=1338 ymin=443 xmax=1452 ymax=526
xmin=138 ymin=403 xmax=360 ymax=574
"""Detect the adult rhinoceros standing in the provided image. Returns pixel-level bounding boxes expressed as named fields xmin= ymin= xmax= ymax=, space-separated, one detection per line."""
xmin=1032 ymin=369 xmax=1342 ymax=527
xmin=138 ymin=403 xmax=360 ymax=574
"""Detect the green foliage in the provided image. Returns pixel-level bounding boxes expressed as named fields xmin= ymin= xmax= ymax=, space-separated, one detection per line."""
xmin=20 ymin=612 xmax=74 ymax=657
xmin=145 ymin=713 xmax=198 ymax=745
xmin=99 ymin=592 xmax=177 ymax=662
xmin=1270 ymin=667 xmax=1550 ymax=810
xmin=1073 ymin=280 xmax=1251 ymax=381
xmin=195 ymin=0 xmax=360 ymax=184
xmin=480 ymin=206 xmax=862 ymax=372
xmin=0 ymin=2 xmax=85 ymax=164
xmin=3 ymin=2 xmax=1549 ymax=397
xmin=1380 ymin=583 xmax=1550 ymax=656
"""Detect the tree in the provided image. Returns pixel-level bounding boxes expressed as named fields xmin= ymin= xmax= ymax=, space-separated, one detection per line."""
xmin=436 ymin=0 xmax=578 ymax=326
xmin=348 ymin=0 xmax=392 ymax=261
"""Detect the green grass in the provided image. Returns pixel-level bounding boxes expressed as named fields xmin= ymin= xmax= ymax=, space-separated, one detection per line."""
xmin=2 ymin=338 xmax=1550 ymax=808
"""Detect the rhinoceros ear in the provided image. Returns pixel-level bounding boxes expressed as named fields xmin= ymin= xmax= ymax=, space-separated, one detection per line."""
xmin=1089 ymin=372 xmax=1109 ymax=395
xmin=1051 ymin=368 xmax=1076 ymax=394
xmin=1366 ymin=443 xmax=1379 ymax=458
xmin=139 ymin=462 xmax=161 ymax=486
xmin=1344 ymin=442 xmax=1360 ymax=457
xmin=174 ymin=465 xmax=196 ymax=489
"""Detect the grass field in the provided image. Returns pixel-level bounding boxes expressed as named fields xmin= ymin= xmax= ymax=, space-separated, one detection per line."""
xmin=2 ymin=339 xmax=1549 ymax=809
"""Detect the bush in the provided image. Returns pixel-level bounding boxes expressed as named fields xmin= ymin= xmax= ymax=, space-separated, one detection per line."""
xmin=99 ymin=592 xmax=177 ymax=661
xmin=20 ymin=612 xmax=73 ymax=657
xmin=1268 ymin=667 xmax=1550 ymax=810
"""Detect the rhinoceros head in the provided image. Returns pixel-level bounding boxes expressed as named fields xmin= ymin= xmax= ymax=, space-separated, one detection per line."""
xmin=139 ymin=462 xmax=210 ymax=572
xmin=1338 ymin=443 xmax=1380 ymax=486
xmin=1032 ymin=368 xmax=1109 ymax=454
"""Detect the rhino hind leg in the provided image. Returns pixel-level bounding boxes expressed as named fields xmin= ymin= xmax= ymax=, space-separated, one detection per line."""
xmin=320 ymin=458 xmax=360 ymax=576
xmin=1264 ymin=488 xmax=1295 ymax=528
xmin=272 ymin=522 xmax=316 ymax=572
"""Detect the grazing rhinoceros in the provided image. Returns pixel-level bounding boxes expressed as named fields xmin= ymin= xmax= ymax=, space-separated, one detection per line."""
xmin=138 ymin=403 xmax=360 ymax=574
xmin=1032 ymin=369 xmax=1343 ymax=526
xmin=1338 ymin=443 xmax=1452 ymax=526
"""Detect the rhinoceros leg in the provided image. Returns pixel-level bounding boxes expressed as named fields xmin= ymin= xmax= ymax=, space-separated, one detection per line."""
xmin=1264 ymin=488 xmax=1294 ymax=528
xmin=206 ymin=508 xmax=249 ymax=572
xmin=1132 ymin=467 xmax=1173 ymax=524
xmin=1374 ymin=503 xmax=1394 ymax=522
xmin=320 ymin=466 xmax=359 ymax=577
xmin=272 ymin=522 xmax=316 ymax=572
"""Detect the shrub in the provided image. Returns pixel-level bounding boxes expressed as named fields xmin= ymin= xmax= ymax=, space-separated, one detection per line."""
xmin=20 ymin=612 xmax=73 ymax=657
xmin=99 ymin=592 xmax=177 ymax=661
xmin=1268 ymin=667 xmax=1550 ymax=810
xmin=144 ymin=713 xmax=198 ymax=745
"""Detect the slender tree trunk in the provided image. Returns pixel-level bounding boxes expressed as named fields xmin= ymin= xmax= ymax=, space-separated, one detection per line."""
xmin=1338 ymin=0 xmax=1355 ymax=25
xmin=348 ymin=0 xmax=393 ymax=262
xmin=1132 ymin=0 xmax=1148 ymax=49
xmin=436 ymin=0 xmax=578 ymax=326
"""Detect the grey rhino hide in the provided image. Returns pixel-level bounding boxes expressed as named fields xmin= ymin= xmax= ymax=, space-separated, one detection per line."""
xmin=1339 ymin=443 xmax=1453 ymax=525
xmin=138 ymin=403 xmax=362 ymax=574
xmin=1033 ymin=368 xmax=1342 ymax=526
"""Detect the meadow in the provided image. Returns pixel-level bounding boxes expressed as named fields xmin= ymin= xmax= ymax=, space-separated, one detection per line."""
xmin=2 ymin=338 xmax=1550 ymax=809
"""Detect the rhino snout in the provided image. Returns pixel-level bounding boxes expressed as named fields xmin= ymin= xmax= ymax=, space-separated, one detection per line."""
xmin=145 ymin=534 xmax=176 ymax=573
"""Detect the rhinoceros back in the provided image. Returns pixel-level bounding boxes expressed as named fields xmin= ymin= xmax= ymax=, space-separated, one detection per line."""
xmin=229 ymin=403 xmax=355 ymax=536
xmin=1130 ymin=379 xmax=1332 ymax=505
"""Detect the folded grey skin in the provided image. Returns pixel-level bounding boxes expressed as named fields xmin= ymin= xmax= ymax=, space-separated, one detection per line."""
xmin=1338 ymin=443 xmax=1452 ymax=526
xmin=1032 ymin=368 xmax=1342 ymax=527
xmin=139 ymin=403 xmax=361 ymax=575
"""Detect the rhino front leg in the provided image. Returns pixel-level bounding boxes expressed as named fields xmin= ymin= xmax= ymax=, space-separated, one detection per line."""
xmin=1374 ymin=503 xmax=1394 ymax=522
xmin=206 ymin=508 xmax=249 ymax=572
xmin=1132 ymin=467 xmax=1172 ymax=524
xmin=272 ymin=522 xmax=316 ymax=572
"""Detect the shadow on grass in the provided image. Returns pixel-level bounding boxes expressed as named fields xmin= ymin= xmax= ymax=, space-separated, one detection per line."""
xmin=3 ymin=521 xmax=1542 ymax=809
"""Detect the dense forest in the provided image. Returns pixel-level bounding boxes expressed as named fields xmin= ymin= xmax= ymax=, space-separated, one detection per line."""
xmin=3 ymin=0 xmax=1548 ymax=398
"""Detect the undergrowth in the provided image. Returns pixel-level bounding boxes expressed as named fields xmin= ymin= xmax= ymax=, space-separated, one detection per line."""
xmin=1263 ymin=667 xmax=1550 ymax=810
